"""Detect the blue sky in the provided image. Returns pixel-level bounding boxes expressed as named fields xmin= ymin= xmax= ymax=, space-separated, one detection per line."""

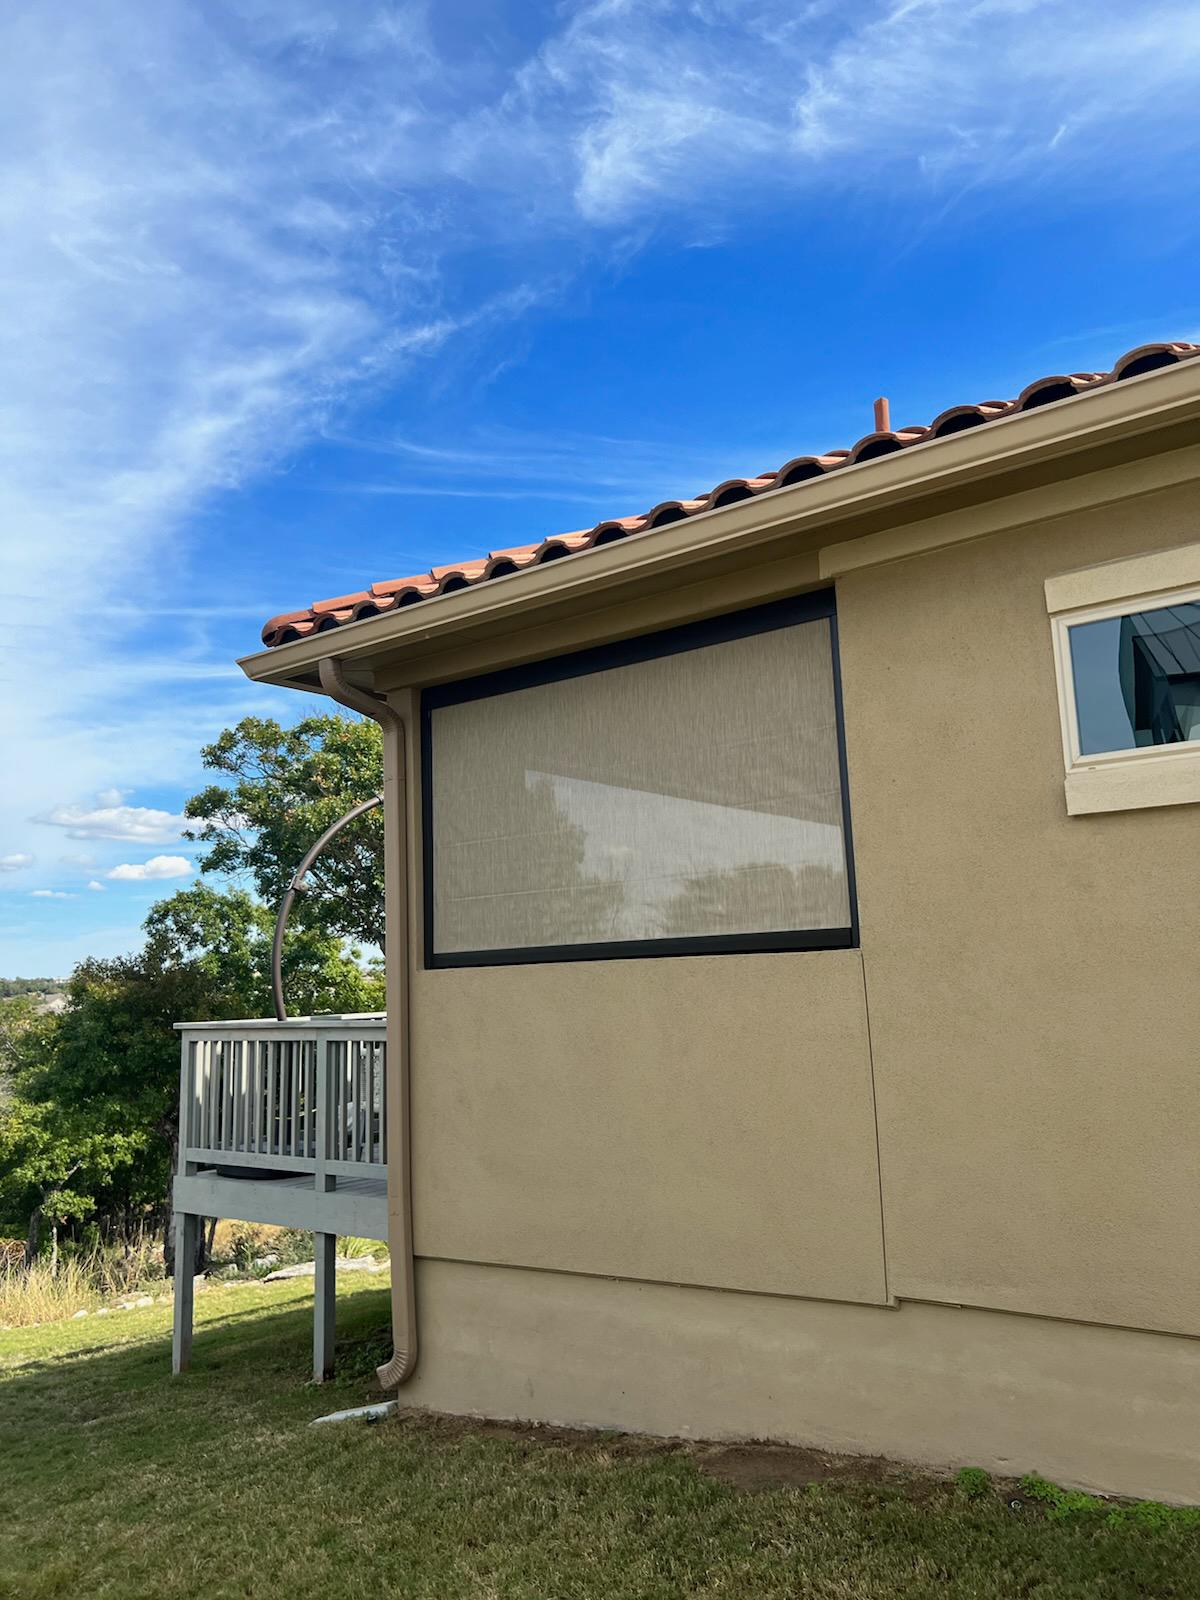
xmin=2 ymin=0 xmax=1200 ymax=976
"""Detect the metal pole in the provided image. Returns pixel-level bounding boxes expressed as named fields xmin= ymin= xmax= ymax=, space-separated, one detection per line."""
xmin=271 ymin=795 xmax=382 ymax=1021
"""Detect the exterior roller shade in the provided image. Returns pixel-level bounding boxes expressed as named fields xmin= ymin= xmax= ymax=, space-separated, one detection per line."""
xmin=423 ymin=593 xmax=856 ymax=964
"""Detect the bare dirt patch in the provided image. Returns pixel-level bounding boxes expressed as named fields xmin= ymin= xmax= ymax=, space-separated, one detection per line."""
xmin=692 ymin=1441 xmax=902 ymax=1493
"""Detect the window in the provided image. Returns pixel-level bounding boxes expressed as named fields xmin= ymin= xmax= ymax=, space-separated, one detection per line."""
xmin=1069 ymin=602 xmax=1200 ymax=755
xmin=1046 ymin=543 xmax=1200 ymax=815
xmin=421 ymin=591 xmax=857 ymax=965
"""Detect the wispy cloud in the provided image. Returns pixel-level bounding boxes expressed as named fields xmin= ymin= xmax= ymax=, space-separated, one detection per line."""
xmin=321 ymin=421 xmax=786 ymax=511
xmin=0 ymin=854 xmax=34 ymax=873
xmin=31 ymin=889 xmax=76 ymax=900
xmin=0 ymin=2 xmax=501 ymax=895
xmin=446 ymin=0 xmax=1200 ymax=223
xmin=791 ymin=1 xmax=1200 ymax=182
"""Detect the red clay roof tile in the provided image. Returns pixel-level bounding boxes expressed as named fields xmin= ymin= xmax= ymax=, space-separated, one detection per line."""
xmin=261 ymin=341 xmax=1200 ymax=648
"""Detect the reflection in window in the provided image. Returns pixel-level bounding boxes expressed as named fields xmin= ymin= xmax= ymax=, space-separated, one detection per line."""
xmin=426 ymin=604 xmax=854 ymax=958
xmin=1069 ymin=602 xmax=1200 ymax=756
xmin=530 ymin=770 xmax=848 ymax=942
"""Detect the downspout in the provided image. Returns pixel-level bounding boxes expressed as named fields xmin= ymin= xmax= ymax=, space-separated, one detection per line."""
xmin=318 ymin=657 xmax=417 ymax=1389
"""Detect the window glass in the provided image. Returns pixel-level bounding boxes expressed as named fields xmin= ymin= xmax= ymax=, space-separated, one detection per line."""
xmin=1069 ymin=601 xmax=1200 ymax=755
xmin=426 ymin=609 xmax=853 ymax=959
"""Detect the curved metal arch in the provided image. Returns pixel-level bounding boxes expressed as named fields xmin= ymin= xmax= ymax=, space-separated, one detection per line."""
xmin=271 ymin=794 xmax=382 ymax=1021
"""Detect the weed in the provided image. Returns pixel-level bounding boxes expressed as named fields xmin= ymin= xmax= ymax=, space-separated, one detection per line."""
xmin=955 ymin=1467 xmax=992 ymax=1500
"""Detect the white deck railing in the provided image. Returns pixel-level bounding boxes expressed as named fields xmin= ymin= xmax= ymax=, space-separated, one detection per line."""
xmin=177 ymin=1016 xmax=387 ymax=1184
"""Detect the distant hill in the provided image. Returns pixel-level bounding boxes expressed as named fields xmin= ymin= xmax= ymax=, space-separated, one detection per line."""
xmin=0 ymin=977 xmax=68 ymax=999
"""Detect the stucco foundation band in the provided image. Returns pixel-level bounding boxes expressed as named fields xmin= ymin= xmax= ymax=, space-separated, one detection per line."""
xmin=402 ymin=1257 xmax=1200 ymax=1505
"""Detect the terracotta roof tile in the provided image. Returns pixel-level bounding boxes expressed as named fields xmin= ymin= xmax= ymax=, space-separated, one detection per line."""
xmin=261 ymin=342 xmax=1200 ymax=648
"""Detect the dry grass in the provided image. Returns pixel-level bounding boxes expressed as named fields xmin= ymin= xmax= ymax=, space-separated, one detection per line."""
xmin=0 ymin=1232 xmax=164 ymax=1328
xmin=210 ymin=1218 xmax=291 ymax=1258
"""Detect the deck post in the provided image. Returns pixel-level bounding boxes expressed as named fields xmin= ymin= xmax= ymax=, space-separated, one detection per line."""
xmin=315 ymin=1030 xmax=336 ymax=1193
xmin=314 ymin=1231 xmax=336 ymax=1381
xmin=172 ymin=1211 xmax=199 ymax=1375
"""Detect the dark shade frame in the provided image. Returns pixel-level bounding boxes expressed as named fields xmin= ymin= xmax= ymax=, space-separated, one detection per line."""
xmin=420 ymin=588 xmax=859 ymax=968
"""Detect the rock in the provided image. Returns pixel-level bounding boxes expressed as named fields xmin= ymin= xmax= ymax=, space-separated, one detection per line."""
xmin=262 ymin=1256 xmax=386 ymax=1283
xmin=310 ymin=1400 xmax=397 ymax=1428
xmin=134 ymin=1295 xmax=153 ymax=1307
xmin=263 ymin=1262 xmax=315 ymax=1281
xmin=253 ymin=1253 xmax=280 ymax=1268
xmin=95 ymin=1307 xmax=111 ymax=1316
xmin=116 ymin=1300 xmax=134 ymax=1311
xmin=72 ymin=1309 xmax=89 ymax=1319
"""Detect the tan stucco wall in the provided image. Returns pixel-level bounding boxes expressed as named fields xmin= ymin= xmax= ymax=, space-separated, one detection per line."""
xmin=836 ymin=474 xmax=1200 ymax=1337
xmin=411 ymin=951 xmax=888 ymax=1305
xmin=385 ymin=449 xmax=1200 ymax=1496
xmin=404 ymin=1258 xmax=1200 ymax=1504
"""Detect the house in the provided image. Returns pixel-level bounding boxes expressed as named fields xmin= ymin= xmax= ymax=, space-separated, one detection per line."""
xmin=174 ymin=341 xmax=1200 ymax=1503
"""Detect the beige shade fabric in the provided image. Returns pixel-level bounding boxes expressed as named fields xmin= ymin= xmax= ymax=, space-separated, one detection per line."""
xmin=429 ymin=617 xmax=851 ymax=953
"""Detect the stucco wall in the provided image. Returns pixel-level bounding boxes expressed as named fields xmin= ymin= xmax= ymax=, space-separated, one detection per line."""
xmin=410 ymin=951 xmax=887 ymax=1305
xmin=837 ymin=476 xmax=1200 ymax=1337
xmin=389 ymin=455 xmax=1200 ymax=1495
xmin=402 ymin=470 xmax=1199 ymax=1338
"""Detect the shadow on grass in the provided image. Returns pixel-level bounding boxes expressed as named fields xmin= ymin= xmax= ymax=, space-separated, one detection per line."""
xmin=1 ymin=1279 xmax=394 ymax=1435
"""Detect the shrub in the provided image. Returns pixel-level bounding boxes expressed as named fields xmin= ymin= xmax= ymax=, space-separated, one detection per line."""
xmin=339 ymin=1235 xmax=387 ymax=1260
xmin=226 ymin=1222 xmax=271 ymax=1271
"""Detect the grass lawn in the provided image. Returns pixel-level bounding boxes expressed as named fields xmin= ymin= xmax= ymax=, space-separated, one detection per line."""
xmin=1 ymin=1277 xmax=1195 ymax=1599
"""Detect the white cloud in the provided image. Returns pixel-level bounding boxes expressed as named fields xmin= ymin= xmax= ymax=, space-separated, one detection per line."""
xmin=0 ymin=853 xmax=34 ymax=872
xmin=36 ymin=803 xmax=189 ymax=844
xmin=86 ymin=880 xmax=106 ymax=892
xmin=95 ymin=787 xmax=128 ymax=808
xmin=106 ymin=855 xmax=192 ymax=882
xmin=31 ymin=889 xmax=76 ymax=900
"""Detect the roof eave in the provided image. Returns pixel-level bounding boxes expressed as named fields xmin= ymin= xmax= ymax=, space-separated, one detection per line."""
xmin=240 ymin=358 xmax=1200 ymax=693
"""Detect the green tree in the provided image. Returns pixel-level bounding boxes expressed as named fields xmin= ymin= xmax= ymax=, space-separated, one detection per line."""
xmin=0 ymin=995 xmax=43 ymax=1107
xmin=183 ymin=713 xmax=384 ymax=949
xmin=2 ymin=714 xmax=390 ymax=1271
xmin=1 ymin=885 xmax=383 ymax=1268
xmin=0 ymin=1091 xmax=142 ymax=1266
xmin=143 ymin=883 xmax=384 ymax=1019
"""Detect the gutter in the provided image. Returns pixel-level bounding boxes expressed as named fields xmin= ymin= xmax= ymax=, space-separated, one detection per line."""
xmin=316 ymin=658 xmax=417 ymax=1390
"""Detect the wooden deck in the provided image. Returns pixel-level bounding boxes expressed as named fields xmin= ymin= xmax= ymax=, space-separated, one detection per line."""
xmin=173 ymin=1168 xmax=388 ymax=1242
xmin=171 ymin=1015 xmax=390 ymax=1383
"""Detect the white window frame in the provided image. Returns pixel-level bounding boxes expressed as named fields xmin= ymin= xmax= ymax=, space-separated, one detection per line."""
xmin=1046 ymin=541 xmax=1200 ymax=815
